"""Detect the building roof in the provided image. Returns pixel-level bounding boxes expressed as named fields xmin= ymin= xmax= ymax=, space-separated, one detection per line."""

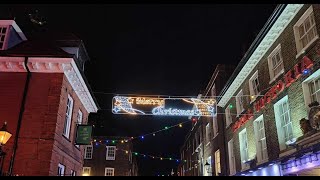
xmin=217 ymin=4 xmax=304 ymax=107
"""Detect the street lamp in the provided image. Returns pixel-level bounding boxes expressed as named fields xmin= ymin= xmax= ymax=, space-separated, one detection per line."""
xmin=0 ymin=122 xmax=12 ymax=176
xmin=204 ymin=160 xmax=212 ymax=176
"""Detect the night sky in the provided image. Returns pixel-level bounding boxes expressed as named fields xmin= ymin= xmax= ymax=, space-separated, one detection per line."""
xmin=0 ymin=4 xmax=277 ymax=176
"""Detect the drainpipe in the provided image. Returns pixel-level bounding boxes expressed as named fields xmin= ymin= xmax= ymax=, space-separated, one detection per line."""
xmin=8 ymin=56 xmax=31 ymax=176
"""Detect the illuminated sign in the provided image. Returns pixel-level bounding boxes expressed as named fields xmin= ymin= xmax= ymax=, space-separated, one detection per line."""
xmin=112 ymin=96 xmax=216 ymax=117
xmin=233 ymin=56 xmax=314 ymax=132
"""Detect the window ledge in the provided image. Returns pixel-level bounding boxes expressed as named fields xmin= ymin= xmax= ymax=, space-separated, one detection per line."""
xmin=269 ymin=69 xmax=285 ymax=84
xmin=279 ymin=148 xmax=296 ymax=158
xmin=62 ymin=135 xmax=71 ymax=142
xmin=296 ymin=36 xmax=319 ymax=59
xmin=256 ymin=158 xmax=269 ymax=166
xmin=212 ymin=133 xmax=219 ymax=140
xmin=206 ymin=142 xmax=210 ymax=147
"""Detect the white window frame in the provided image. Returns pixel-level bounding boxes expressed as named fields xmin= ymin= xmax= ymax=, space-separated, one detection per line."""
xmin=0 ymin=26 xmax=8 ymax=50
xmin=58 ymin=163 xmax=65 ymax=176
xmin=63 ymin=94 xmax=74 ymax=138
xmin=84 ymin=144 xmax=93 ymax=159
xmin=106 ymin=146 xmax=116 ymax=160
xmin=205 ymin=123 xmax=210 ymax=144
xmin=225 ymin=105 xmax=232 ymax=128
xmin=212 ymin=116 xmax=218 ymax=137
xmin=268 ymin=44 xmax=284 ymax=83
xmin=75 ymin=110 xmax=83 ymax=148
xmin=239 ymin=128 xmax=249 ymax=170
xmin=253 ymin=115 xmax=268 ymax=164
xmin=228 ymin=139 xmax=236 ymax=176
xmin=236 ymin=89 xmax=245 ymax=116
xmin=205 ymin=156 xmax=212 ymax=176
xmin=274 ymin=95 xmax=293 ymax=151
xmin=82 ymin=167 xmax=91 ymax=176
xmin=249 ymin=70 xmax=260 ymax=102
xmin=214 ymin=150 xmax=221 ymax=176
xmin=302 ymin=69 xmax=320 ymax=107
xmin=294 ymin=6 xmax=319 ymax=58
xmin=105 ymin=167 xmax=115 ymax=176
xmin=71 ymin=170 xmax=76 ymax=176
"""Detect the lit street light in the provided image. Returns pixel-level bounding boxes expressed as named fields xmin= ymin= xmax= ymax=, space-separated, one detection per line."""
xmin=0 ymin=122 xmax=12 ymax=176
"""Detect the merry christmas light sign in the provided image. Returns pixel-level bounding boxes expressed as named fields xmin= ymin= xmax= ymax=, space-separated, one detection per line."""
xmin=112 ymin=96 xmax=216 ymax=117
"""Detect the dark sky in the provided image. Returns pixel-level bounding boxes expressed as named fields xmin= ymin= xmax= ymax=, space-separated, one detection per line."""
xmin=1 ymin=4 xmax=277 ymax=176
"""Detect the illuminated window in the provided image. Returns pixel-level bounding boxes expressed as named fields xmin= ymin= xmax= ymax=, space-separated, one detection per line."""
xmin=249 ymin=71 xmax=260 ymax=100
xmin=82 ymin=167 xmax=91 ymax=176
xmin=58 ymin=163 xmax=65 ymax=176
xmin=228 ymin=139 xmax=236 ymax=175
xmin=105 ymin=168 xmax=114 ymax=176
xmin=84 ymin=145 xmax=93 ymax=159
xmin=274 ymin=95 xmax=293 ymax=150
xmin=254 ymin=115 xmax=268 ymax=163
xmin=294 ymin=6 xmax=318 ymax=55
xmin=239 ymin=128 xmax=249 ymax=170
xmin=225 ymin=105 xmax=232 ymax=127
xmin=106 ymin=146 xmax=116 ymax=160
xmin=268 ymin=44 xmax=284 ymax=83
xmin=214 ymin=150 xmax=221 ymax=176
xmin=63 ymin=94 xmax=74 ymax=138
xmin=236 ymin=90 xmax=245 ymax=116
xmin=75 ymin=110 xmax=83 ymax=148
xmin=0 ymin=27 xmax=7 ymax=50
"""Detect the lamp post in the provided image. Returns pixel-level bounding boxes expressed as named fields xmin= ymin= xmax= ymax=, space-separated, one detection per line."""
xmin=0 ymin=122 xmax=12 ymax=176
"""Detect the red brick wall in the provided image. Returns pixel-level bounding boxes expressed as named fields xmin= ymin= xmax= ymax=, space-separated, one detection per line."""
xmin=0 ymin=70 xmax=89 ymax=176
xmin=50 ymin=75 xmax=89 ymax=176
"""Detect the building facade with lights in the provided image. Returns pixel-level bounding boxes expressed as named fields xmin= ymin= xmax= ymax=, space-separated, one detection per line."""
xmin=0 ymin=20 xmax=99 ymax=176
xmin=218 ymin=4 xmax=320 ymax=176
xmin=83 ymin=136 xmax=138 ymax=176
xmin=178 ymin=64 xmax=235 ymax=176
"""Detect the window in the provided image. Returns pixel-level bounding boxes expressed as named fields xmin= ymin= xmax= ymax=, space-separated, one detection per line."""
xmin=84 ymin=145 xmax=93 ymax=159
xmin=105 ymin=168 xmax=115 ymax=176
xmin=228 ymin=139 xmax=236 ymax=175
xmin=0 ymin=26 xmax=7 ymax=50
xmin=239 ymin=128 xmax=249 ymax=170
xmin=71 ymin=170 xmax=76 ymax=176
xmin=106 ymin=146 xmax=116 ymax=160
xmin=205 ymin=123 xmax=210 ymax=143
xmin=274 ymin=95 xmax=293 ymax=150
xmin=249 ymin=71 xmax=260 ymax=100
xmin=308 ymin=77 xmax=320 ymax=104
xmin=302 ymin=69 xmax=320 ymax=106
xmin=214 ymin=150 xmax=221 ymax=176
xmin=236 ymin=90 xmax=245 ymax=116
xmin=82 ymin=167 xmax=91 ymax=176
xmin=225 ymin=105 xmax=232 ymax=127
xmin=268 ymin=44 xmax=284 ymax=82
xmin=63 ymin=95 xmax=74 ymax=138
xmin=213 ymin=117 xmax=218 ymax=137
xmin=253 ymin=115 xmax=268 ymax=163
xmin=294 ymin=6 xmax=318 ymax=55
xmin=75 ymin=110 xmax=83 ymax=148
xmin=58 ymin=163 xmax=65 ymax=176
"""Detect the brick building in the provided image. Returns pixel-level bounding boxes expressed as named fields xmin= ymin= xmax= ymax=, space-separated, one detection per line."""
xmin=178 ymin=64 xmax=235 ymax=176
xmin=0 ymin=20 xmax=98 ymax=176
xmin=83 ymin=136 xmax=138 ymax=176
xmin=218 ymin=4 xmax=320 ymax=176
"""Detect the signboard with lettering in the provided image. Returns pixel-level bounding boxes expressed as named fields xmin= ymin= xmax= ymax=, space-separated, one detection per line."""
xmin=112 ymin=96 xmax=216 ymax=117
xmin=75 ymin=125 xmax=92 ymax=145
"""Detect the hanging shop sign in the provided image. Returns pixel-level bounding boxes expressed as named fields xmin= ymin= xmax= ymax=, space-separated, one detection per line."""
xmin=75 ymin=125 xmax=93 ymax=145
xmin=233 ymin=56 xmax=314 ymax=132
xmin=112 ymin=96 xmax=216 ymax=117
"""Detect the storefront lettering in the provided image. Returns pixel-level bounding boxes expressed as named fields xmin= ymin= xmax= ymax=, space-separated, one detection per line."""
xmin=233 ymin=56 xmax=314 ymax=132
